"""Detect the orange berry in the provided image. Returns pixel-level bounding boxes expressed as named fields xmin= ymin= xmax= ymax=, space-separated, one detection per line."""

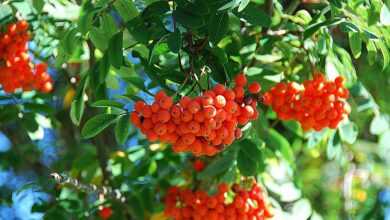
xmin=241 ymin=105 xmax=254 ymax=118
xmin=182 ymin=133 xmax=196 ymax=145
xmin=166 ymin=122 xmax=176 ymax=133
xmin=99 ymin=207 xmax=113 ymax=220
xmin=188 ymin=100 xmax=201 ymax=114
xmin=171 ymin=105 xmax=182 ymax=118
xmin=141 ymin=105 xmax=152 ymax=118
xmin=187 ymin=121 xmax=200 ymax=134
xmin=248 ymin=82 xmax=261 ymax=94
xmin=41 ymin=81 xmax=53 ymax=93
xmin=201 ymin=95 xmax=214 ymax=106
xmin=193 ymin=159 xmax=205 ymax=172
xmin=224 ymin=101 xmax=238 ymax=114
xmin=155 ymin=90 xmax=167 ymax=101
xmin=203 ymin=106 xmax=217 ymax=118
xmin=158 ymin=110 xmax=171 ymax=123
xmin=214 ymin=95 xmax=226 ymax=108
xmin=160 ymin=96 xmax=173 ymax=109
xmin=237 ymin=115 xmax=249 ymax=125
xmin=213 ymin=83 xmax=226 ymax=95
xmin=215 ymin=109 xmax=227 ymax=122
xmin=130 ymin=112 xmax=141 ymax=126
xmin=146 ymin=130 xmax=158 ymax=141
xmin=181 ymin=110 xmax=193 ymax=122
xmin=180 ymin=96 xmax=191 ymax=108
xmin=235 ymin=128 xmax=242 ymax=139
xmin=223 ymin=89 xmax=236 ymax=100
xmin=154 ymin=123 xmax=167 ymax=135
xmin=151 ymin=102 xmax=160 ymax=112
xmin=234 ymin=73 xmax=247 ymax=87
xmin=142 ymin=118 xmax=153 ymax=130
xmin=234 ymin=86 xmax=245 ymax=99
xmin=135 ymin=101 xmax=146 ymax=113
xmin=194 ymin=111 xmax=205 ymax=123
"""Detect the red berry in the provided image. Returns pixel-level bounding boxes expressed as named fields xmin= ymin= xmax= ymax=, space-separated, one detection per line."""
xmin=99 ymin=207 xmax=113 ymax=220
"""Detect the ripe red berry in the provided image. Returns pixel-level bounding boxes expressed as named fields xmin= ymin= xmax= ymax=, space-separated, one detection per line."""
xmin=234 ymin=73 xmax=247 ymax=87
xmin=99 ymin=207 xmax=113 ymax=220
xmin=193 ymin=159 xmax=205 ymax=172
xmin=248 ymin=82 xmax=261 ymax=94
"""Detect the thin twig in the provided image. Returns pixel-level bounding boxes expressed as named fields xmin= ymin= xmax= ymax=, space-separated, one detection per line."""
xmin=50 ymin=173 xmax=126 ymax=202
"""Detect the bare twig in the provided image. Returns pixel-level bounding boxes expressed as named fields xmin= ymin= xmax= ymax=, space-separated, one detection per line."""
xmin=50 ymin=172 xmax=126 ymax=202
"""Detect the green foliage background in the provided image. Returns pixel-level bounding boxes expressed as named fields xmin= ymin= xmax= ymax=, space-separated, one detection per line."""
xmin=0 ymin=0 xmax=390 ymax=219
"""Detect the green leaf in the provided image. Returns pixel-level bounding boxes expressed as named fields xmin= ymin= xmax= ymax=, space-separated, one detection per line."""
xmin=167 ymin=30 xmax=182 ymax=53
xmin=125 ymin=75 xmax=145 ymax=90
xmin=62 ymin=28 xmax=80 ymax=56
xmin=239 ymin=3 xmax=271 ymax=27
xmin=99 ymin=54 xmax=110 ymax=84
xmin=70 ymin=75 xmax=89 ymax=125
xmin=282 ymin=121 xmax=303 ymax=137
xmin=237 ymin=148 xmax=257 ymax=176
xmin=114 ymin=0 xmax=139 ymax=22
xmin=90 ymin=14 xmax=118 ymax=51
xmin=329 ymin=0 xmax=342 ymax=7
xmin=366 ymin=40 xmax=377 ymax=65
xmin=265 ymin=129 xmax=294 ymax=163
xmin=0 ymin=5 xmax=12 ymax=23
xmin=32 ymin=0 xmax=45 ymax=13
xmin=327 ymin=131 xmax=341 ymax=160
xmin=115 ymin=114 xmax=131 ymax=144
xmin=91 ymin=100 xmax=124 ymax=108
xmin=173 ymin=9 xmax=206 ymax=29
xmin=78 ymin=2 xmax=96 ymax=34
xmin=348 ymin=32 xmax=361 ymax=59
xmin=237 ymin=139 xmax=263 ymax=176
xmin=108 ymin=32 xmax=123 ymax=69
xmin=304 ymin=18 xmax=343 ymax=39
xmin=368 ymin=0 xmax=382 ymax=25
xmin=198 ymin=150 xmax=236 ymax=179
xmin=375 ymin=40 xmax=390 ymax=70
xmin=370 ymin=114 xmax=389 ymax=135
xmin=238 ymin=0 xmax=250 ymax=12
xmin=209 ymin=12 xmax=229 ymax=45
xmin=81 ymin=114 xmax=118 ymax=139
xmin=338 ymin=122 xmax=358 ymax=144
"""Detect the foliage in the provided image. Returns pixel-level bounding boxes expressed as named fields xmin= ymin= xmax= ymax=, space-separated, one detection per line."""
xmin=0 ymin=0 xmax=390 ymax=219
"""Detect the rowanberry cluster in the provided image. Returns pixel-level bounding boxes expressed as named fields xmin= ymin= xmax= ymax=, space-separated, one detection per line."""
xmin=263 ymin=74 xmax=350 ymax=131
xmin=130 ymin=73 xmax=261 ymax=156
xmin=164 ymin=182 xmax=272 ymax=220
xmin=0 ymin=21 xmax=53 ymax=93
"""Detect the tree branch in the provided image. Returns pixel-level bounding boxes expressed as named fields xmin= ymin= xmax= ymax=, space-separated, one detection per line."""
xmin=50 ymin=172 xmax=126 ymax=201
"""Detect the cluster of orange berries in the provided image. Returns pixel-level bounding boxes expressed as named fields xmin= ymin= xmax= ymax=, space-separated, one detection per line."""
xmin=130 ymin=73 xmax=261 ymax=156
xmin=264 ymin=74 xmax=350 ymax=131
xmin=0 ymin=20 xmax=53 ymax=93
xmin=164 ymin=182 xmax=272 ymax=220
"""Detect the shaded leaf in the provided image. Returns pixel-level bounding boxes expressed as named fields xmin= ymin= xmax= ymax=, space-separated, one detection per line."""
xmin=108 ymin=32 xmax=123 ymax=69
xmin=167 ymin=30 xmax=182 ymax=53
xmin=81 ymin=114 xmax=118 ymax=139
xmin=198 ymin=150 xmax=236 ymax=179
xmin=114 ymin=0 xmax=139 ymax=22
xmin=115 ymin=114 xmax=131 ymax=144
xmin=209 ymin=12 xmax=229 ymax=44
xmin=348 ymin=32 xmax=361 ymax=59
